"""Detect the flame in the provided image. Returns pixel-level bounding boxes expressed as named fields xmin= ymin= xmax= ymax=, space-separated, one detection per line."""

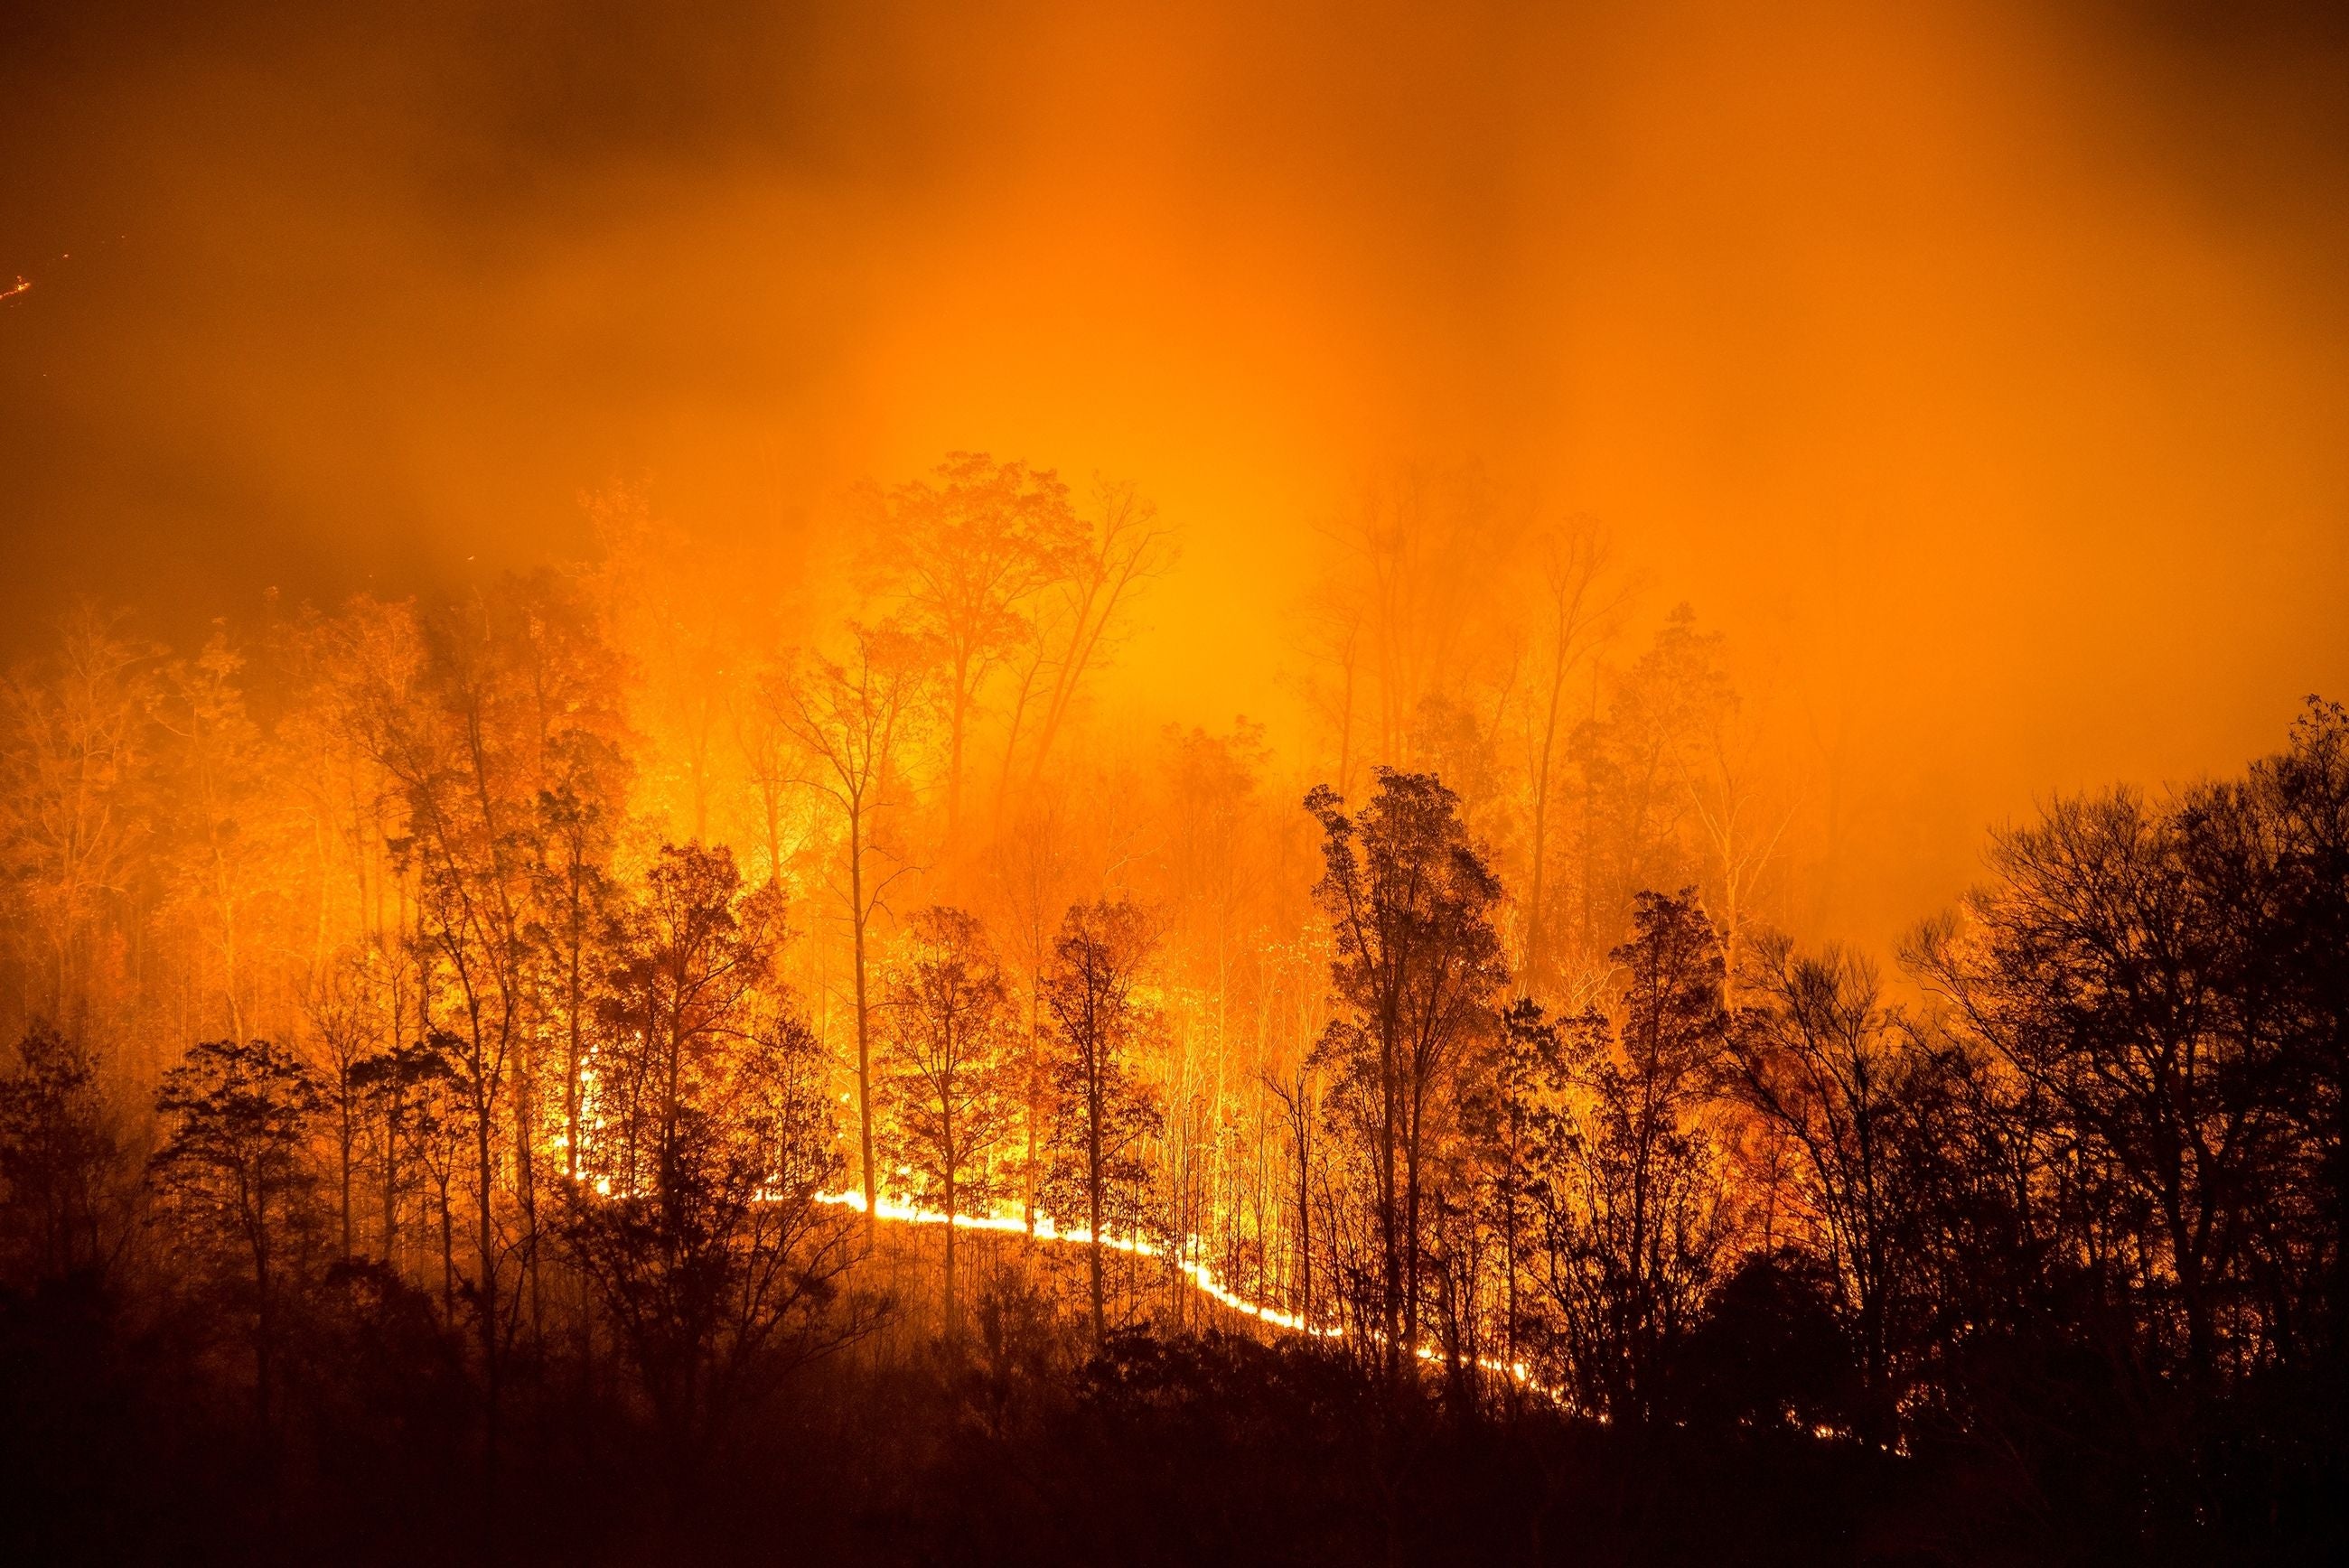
xmin=0 ymin=277 xmax=29 ymax=303
xmin=812 ymin=1187 xmax=1558 ymax=1395
xmin=568 ymin=1046 xmax=1551 ymax=1392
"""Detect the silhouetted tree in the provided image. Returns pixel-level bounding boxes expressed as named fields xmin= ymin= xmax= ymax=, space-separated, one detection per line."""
xmin=1307 ymin=769 xmax=1504 ymax=1373
xmin=1679 ymin=1247 xmax=1856 ymax=1436
xmin=2247 ymin=698 xmax=2349 ymax=1370
xmin=1893 ymin=711 xmax=2349 ymax=1538
xmin=1481 ymin=997 xmax=1566 ymax=1369
xmin=563 ymin=844 xmax=858 ymax=1460
xmin=1263 ymin=1053 xmax=1322 ymax=1329
xmin=879 ymin=904 xmax=1015 ymax=1337
xmin=1526 ymin=891 xmax=1728 ymax=1418
xmin=1727 ymin=934 xmax=1913 ymax=1441
xmin=0 ymin=1023 xmax=121 ymax=1286
xmin=1913 ymin=791 xmax=2298 ymax=1405
xmin=151 ymin=1035 xmax=323 ymax=1423
xmin=1041 ymin=898 xmax=1163 ymax=1341
xmin=305 ymin=950 xmax=379 ymax=1259
xmin=349 ymin=1031 xmax=456 ymax=1281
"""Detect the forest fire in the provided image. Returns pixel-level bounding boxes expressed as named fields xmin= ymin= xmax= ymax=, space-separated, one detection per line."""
xmin=813 ymin=1184 xmax=1563 ymax=1402
xmin=811 ymin=1187 xmax=1341 ymax=1340
xmin=4 ymin=3 xmax=2347 ymax=1566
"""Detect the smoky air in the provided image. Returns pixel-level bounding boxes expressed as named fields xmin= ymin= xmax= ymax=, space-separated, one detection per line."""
xmin=2 ymin=4 xmax=2344 ymax=1564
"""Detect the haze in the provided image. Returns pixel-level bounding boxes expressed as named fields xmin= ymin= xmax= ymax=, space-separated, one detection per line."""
xmin=5 ymin=0 xmax=2345 ymax=946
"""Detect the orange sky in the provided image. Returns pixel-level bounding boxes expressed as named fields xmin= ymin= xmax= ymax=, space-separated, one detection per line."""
xmin=4 ymin=0 xmax=2345 ymax=944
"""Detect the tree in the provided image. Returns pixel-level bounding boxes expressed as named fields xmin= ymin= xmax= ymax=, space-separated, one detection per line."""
xmin=348 ymin=1030 xmax=456 ymax=1282
xmin=1727 ymin=933 xmax=1913 ymax=1439
xmin=1041 ymin=898 xmax=1163 ymax=1341
xmin=1307 ymin=468 xmax=1522 ymax=775
xmin=1262 ymin=1054 xmax=1322 ymax=1329
xmin=380 ymin=595 xmax=536 ymax=1442
xmin=0 ymin=1023 xmax=121 ymax=1286
xmin=501 ymin=568 xmax=632 ymax=1202
xmin=979 ymin=789 xmax=1079 ymax=1232
xmin=869 ymin=453 xmax=1080 ymax=848
xmin=772 ymin=621 xmax=925 ymax=1235
xmin=2247 ymin=698 xmax=2349 ymax=1364
xmin=1511 ymin=524 xmax=1624 ymax=999
xmin=273 ymin=592 xmax=421 ymax=994
xmin=1524 ymin=891 xmax=1729 ymax=1418
xmin=306 ymin=948 xmax=382 ymax=1258
xmin=1565 ymin=606 xmax=1734 ymax=978
xmin=0 ymin=605 xmax=158 ymax=1043
xmin=563 ymin=843 xmax=856 ymax=1461
xmin=997 ymin=478 xmax=1177 ymax=806
xmin=1306 ymin=769 xmax=1505 ymax=1372
xmin=154 ymin=626 xmax=275 ymax=1042
xmin=878 ymin=905 xmax=1014 ymax=1338
xmin=1910 ymin=786 xmax=2308 ymax=1405
xmin=1481 ymin=997 xmax=1566 ymax=1367
xmin=585 ymin=845 xmax=781 ymax=1198
xmin=536 ymin=745 xmax=624 ymax=1185
xmin=151 ymin=1035 xmax=323 ymax=1423
xmin=726 ymin=668 xmax=801 ymax=894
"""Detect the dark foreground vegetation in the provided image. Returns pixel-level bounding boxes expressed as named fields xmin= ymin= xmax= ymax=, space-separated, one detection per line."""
xmin=0 ymin=1268 xmax=2340 ymax=1568
xmin=0 ymin=1297 xmax=2047 ymax=1568
xmin=0 ymin=504 xmax=2342 ymax=1564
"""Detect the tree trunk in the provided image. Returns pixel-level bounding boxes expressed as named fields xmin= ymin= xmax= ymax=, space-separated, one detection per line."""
xmin=250 ymin=1171 xmax=275 ymax=1430
xmin=382 ymin=1083 xmax=401 ymax=1265
xmin=438 ymin=1179 xmax=455 ymax=1317
xmin=339 ymin=1099 xmax=355 ymax=1257
xmin=851 ymin=810 xmax=876 ymax=1242
xmin=472 ymin=1049 xmax=501 ymax=1487
xmin=1296 ymin=1114 xmax=1313 ymax=1326
xmin=1088 ymin=1065 xmax=1106 ymax=1342
xmin=943 ymin=1159 xmax=959 ymax=1340
xmin=566 ymin=865 xmax=585 ymax=1180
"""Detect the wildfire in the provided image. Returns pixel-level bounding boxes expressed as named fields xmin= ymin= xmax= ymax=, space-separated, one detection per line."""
xmin=0 ymin=276 xmax=29 ymax=303
xmin=812 ymin=1187 xmax=1557 ymax=1396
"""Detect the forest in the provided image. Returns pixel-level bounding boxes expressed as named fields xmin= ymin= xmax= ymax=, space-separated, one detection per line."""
xmin=0 ymin=455 xmax=2341 ymax=1566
